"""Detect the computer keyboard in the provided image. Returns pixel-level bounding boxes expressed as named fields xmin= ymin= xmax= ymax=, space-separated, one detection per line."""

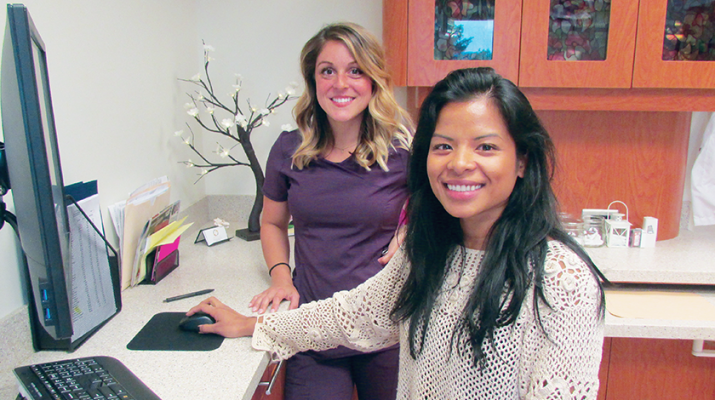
xmin=14 ymin=356 xmax=161 ymax=400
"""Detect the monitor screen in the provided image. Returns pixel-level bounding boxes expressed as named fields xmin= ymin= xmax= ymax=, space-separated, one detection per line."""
xmin=2 ymin=4 xmax=73 ymax=340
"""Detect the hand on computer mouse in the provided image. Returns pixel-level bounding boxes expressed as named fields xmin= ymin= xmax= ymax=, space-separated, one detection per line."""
xmin=178 ymin=311 xmax=216 ymax=333
xmin=187 ymin=296 xmax=257 ymax=338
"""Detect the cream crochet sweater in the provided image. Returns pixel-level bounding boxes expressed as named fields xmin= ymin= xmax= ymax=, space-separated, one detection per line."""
xmin=253 ymin=241 xmax=604 ymax=399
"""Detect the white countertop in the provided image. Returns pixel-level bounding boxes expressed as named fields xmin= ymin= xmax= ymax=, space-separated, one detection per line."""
xmin=588 ymin=225 xmax=715 ymax=285
xmin=2 ymin=197 xmax=715 ymax=399
xmin=1 ymin=217 xmax=277 ymax=400
xmin=591 ymin=224 xmax=715 ymax=340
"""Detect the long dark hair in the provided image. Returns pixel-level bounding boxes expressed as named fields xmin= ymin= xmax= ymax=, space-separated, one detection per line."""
xmin=390 ymin=67 xmax=606 ymax=366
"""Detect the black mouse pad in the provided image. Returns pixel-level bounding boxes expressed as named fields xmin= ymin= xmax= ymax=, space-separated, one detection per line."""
xmin=127 ymin=312 xmax=224 ymax=351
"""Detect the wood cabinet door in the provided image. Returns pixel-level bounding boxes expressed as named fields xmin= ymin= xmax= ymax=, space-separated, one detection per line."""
xmin=632 ymin=0 xmax=715 ymax=88
xmin=519 ymin=0 xmax=639 ymax=88
xmin=404 ymin=0 xmax=522 ymax=86
xmin=605 ymin=338 xmax=715 ymax=399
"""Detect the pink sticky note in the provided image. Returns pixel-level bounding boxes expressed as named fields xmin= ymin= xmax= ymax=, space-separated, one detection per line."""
xmin=156 ymin=236 xmax=180 ymax=263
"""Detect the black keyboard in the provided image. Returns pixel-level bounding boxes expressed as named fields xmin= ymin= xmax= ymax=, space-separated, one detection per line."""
xmin=14 ymin=356 xmax=161 ymax=400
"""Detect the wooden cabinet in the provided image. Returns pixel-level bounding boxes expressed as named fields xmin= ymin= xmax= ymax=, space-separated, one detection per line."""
xmin=384 ymin=1 xmax=715 ymax=109
xmin=521 ymin=0 xmax=715 ymax=89
xmin=519 ymin=0 xmax=639 ymax=88
xmin=251 ymin=362 xmax=285 ymax=400
xmin=382 ymin=1 xmax=711 ymax=240
xmin=537 ymin=110 xmax=690 ymax=240
xmin=384 ymin=0 xmax=522 ymax=87
xmin=599 ymin=338 xmax=715 ymax=399
xmin=633 ymin=1 xmax=715 ymax=88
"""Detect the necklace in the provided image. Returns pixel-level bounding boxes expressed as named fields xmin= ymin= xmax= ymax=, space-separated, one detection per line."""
xmin=333 ymin=143 xmax=357 ymax=153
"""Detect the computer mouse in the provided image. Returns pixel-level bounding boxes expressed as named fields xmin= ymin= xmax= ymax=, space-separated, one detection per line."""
xmin=178 ymin=311 xmax=216 ymax=333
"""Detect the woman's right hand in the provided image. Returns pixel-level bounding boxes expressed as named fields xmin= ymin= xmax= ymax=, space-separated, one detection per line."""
xmin=249 ymin=280 xmax=300 ymax=314
xmin=188 ymin=297 xmax=256 ymax=338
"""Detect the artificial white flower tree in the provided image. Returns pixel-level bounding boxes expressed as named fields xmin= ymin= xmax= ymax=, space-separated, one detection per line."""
xmin=177 ymin=43 xmax=297 ymax=240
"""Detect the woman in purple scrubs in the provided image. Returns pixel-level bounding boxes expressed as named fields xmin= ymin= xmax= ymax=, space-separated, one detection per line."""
xmin=248 ymin=23 xmax=413 ymax=400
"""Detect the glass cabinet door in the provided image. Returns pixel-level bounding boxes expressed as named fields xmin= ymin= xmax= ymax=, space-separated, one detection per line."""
xmin=407 ymin=0 xmax=522 ymax=86
xmin=519 ymin=0 xmax=639 ymax=88
xmin=633 ymin=0 xmax=715 ymax=88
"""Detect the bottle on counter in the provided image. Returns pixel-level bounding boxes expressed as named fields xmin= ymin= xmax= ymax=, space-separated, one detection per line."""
xmin=582 ymin=215 xmax=605 ymax=248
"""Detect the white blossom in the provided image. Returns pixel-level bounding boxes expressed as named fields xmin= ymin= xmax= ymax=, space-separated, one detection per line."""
xmin=183 ymin=137 xmax=191 ymax=145
xmin=216 ymin=144 xmax=230 ymax=158
xmin=220 ymin=118 xmax=234 ymax=129
xmin=262 ymin=120 xmax=270 ymax=127
xmin=286 ymin=81 xmax=299 ymax=95
xmin=203 ymin=44 xmax=215 ymax=52
xmin=260 ymin=108 xmax=270 ymax=116
xmin=213 ymin=218 xmax=229 ymax=228
xmin=281 ymin=124 xmax=293 ymax=132
xmin=187 ymin=108 xmax=199 ymax=117
xmin=201 ymin=169 xmax=208 ymax=175
xmin=174 ymin=130 xmax=184 ymax=137
xmin=186 ymin=159 xmax=194 ymax=167
xmin=278 ymin=92 xmax=285 ymax=99
xmin=190 ymin=73 xmax=201 ymax=82
xmin=184 ymin=103 xmax=194 ymax=109
xmin=232 ymin=84 xmax=241 ymax=92
xmin=205 ymin=106 xmax=215 ymax=114
xmin=235 ymin=73 xmax=243 ymax=81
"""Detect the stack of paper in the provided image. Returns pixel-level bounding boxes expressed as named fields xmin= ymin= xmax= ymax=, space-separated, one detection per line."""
xmin=65 ymin=180 xmax=117 ymax=341
xmin=108 ymin=177 xmax=191 ymax=289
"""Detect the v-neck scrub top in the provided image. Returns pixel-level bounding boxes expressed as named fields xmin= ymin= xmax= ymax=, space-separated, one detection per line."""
xmin=263 ymin=130 xmax=409 ymax=305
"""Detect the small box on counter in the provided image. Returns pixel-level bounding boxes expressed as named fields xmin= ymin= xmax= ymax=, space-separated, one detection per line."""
xmin=640 ymin=216 xmax=658 ymax=248
xmin=629 ymin=228 xmax=642 ymax=247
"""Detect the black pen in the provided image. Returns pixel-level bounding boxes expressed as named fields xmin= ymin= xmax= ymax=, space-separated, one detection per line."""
xmin=163 ymin=289 xmax=214 ymax=303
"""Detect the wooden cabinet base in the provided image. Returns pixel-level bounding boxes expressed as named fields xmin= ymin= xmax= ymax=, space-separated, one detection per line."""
xmin=603 ymin=338 xmax=715 ymax=399
xmin=539 ymin=111 xmax=690 ymax=241
xmin=252 ymin=362 xmax=285 ymax=400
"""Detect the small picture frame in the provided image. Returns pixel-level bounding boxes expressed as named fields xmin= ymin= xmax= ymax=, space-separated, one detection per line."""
xmin=195 ymin=226 xmax=231 ymax=246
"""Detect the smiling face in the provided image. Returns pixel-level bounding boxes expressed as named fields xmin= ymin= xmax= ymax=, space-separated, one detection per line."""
xmin=314 ymin=40 xmax=373 ymax=133
xmin=427 ymin=97 xmax=525 ymax=249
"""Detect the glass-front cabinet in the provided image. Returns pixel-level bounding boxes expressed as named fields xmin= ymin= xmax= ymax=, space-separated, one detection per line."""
xmin=519 ymin=0 xmax=639 ymax=88
xmin=633 ymin=0 xmax=715 ymax=88
xmin=402 ymin=0 xmax=522 ymax=86
xmin=384 ymin=0 xmax=715 ymax=89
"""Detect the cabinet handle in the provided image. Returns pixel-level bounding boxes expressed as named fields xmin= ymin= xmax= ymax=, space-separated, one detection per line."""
xmin=257 ymin=359 xmax=283 ymax=395
xmin=691 ymin=340 xmax=715 ymax=358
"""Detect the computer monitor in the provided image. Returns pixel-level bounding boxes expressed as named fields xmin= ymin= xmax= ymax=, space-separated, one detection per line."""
xmin=2 ymin=4 xmax=74 ymax=341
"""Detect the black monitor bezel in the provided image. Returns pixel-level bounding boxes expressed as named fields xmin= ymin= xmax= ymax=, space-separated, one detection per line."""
xmin=3 ymin=3 xmax=73 ymax=340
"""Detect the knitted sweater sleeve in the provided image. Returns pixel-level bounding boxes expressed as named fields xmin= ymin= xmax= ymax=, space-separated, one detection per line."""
xmin=252 ymin=248 xmax=408 ymax=360
xmin=521 ymin=242 xmax=605 ymax=400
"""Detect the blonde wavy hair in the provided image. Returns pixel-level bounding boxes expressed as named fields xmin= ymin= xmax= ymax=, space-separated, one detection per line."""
xmin=292 ymin=22 xmax=413 ymax=171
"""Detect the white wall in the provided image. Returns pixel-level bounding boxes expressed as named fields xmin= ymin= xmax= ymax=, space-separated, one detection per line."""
xmin=0 ymin=1 xmax=384 ymax=321
xmin=0 ymin=0 xmax=201 ymax=319
xmin=191 ymin=0 xmax=383 ymax=195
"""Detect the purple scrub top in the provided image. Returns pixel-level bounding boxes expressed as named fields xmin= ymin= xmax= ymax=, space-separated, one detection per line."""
xmin=263 ymin=130 xmax=409 ymax=305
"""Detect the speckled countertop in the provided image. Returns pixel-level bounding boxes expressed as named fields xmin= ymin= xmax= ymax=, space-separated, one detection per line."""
xmin=1 ymin=197 xmax=714 ymax=399
xmin=588 ymin=225 xmax=715 ymax=285
xmin=1 ymin=196 xmax=279 ymax=400
xmin=590 ymin=224 xmax=715 ymax=340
